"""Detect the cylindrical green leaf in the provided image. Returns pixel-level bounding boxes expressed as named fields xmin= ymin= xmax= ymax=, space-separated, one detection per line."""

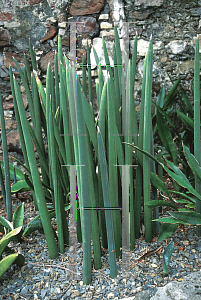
xmin=13 ymin=77 xmax=58 ymax=259
xmin=0 ymin=93 xmax=12 ymax=221
xmin=194 ymin=39 xmax=201 ymax=236
xmin=97 ymin=126 xmax=117 ymax=278
xmin=76 ymin=74 xmax=92 ymax=285
xmin=143 ymin=37 xmax=153 ymax=242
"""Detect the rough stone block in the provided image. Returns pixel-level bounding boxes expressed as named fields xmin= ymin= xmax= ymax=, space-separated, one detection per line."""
xmin=151 ymin=271 xmax=201 ymax=300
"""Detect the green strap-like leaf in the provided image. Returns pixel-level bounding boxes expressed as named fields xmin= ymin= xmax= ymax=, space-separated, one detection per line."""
xmin=13 ymin=203 xmax=24 ymax=229
xmin=156 ymin=109 xmax=177 ymax=165
xmin=145 ymin=200 xmax=177 ymax=210
xmin=172 ymin=191 xmax=196 ymax=203
xmin=180 ymin=87 xmax=193 ymax=116
xmin=157 ymin=224 xmax=178 ymax=242
xmin=163 ymin=163 xmax=201 ymax=201
xmin=183 ymin=142 xmax=201 ymax=183
xmin=163 ymin=78 xmax=181 ymax=109
xmin=0 ymin=253 xmax=18 ymax=279
xmin=150 ymin=172 xmax=175 ymax=205
xmin=165 ymin=159 xmax=189 ymax=182
xmin=0 ymin=160 xmax=24 ymax=181
xmin=153 ymin=102 xmax=175 ymax=128
xmin=176 ymin=110 xmax=194 ymax=132
xmin=163 ymin=241 xmax=174 ymax=276
xmin=11 ymin=180 xmax=30 ymax=193
xmin=129 ymin=144 xmax=201 ymax=202
xmin=170 ymin=211 xmax=201 ymax=225
xmin=0 ymin=216 xmax=12 ymax=231
xmin=0 ymin=227 xmax=22 ymax=256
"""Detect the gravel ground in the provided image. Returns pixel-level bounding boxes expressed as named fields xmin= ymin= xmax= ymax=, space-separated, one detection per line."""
xmin=1 ymin=196 xmax=201 ymax=300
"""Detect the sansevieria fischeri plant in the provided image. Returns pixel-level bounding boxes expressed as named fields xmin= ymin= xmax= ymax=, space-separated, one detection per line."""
xmin=7 ymin=27 xmax=174 ymax=284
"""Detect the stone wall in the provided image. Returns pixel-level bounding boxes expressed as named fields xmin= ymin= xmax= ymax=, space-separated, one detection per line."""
xmin=0 ymin=0 xmax=201 ymax=160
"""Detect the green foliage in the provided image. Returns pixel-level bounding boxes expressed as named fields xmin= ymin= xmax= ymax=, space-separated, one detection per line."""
xmin=151 ymin=70 xmax=197 ymax=179
xmin=1 ymin=24 xmax=199 ymax=285
xmin=163 ymin=241 xmax=174 ymax=277
xmin=22 ymin=203 xmax=70 ymax=238
xmin=0 ymin=203 xmax=24 ymax=243
xmin=129 ymin=141 xmax=201 ymax=240
xmin=0 ymin=94 xmax=12 ymax=221
xmin=0 ymin=227 xmax=25 ymax=279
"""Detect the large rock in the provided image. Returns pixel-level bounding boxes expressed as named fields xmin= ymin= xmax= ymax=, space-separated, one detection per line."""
xmin=6 ymin=130 xmax=22 ymax=153
xmin=150 ymin=271 xmax=201 ymax=300
xmin=6 ymin=126 xmax=36 ymax=153
xmin=165 ymin=40 xmax=187 ymax=54
xmin=70 ymin=0 xmax=105 ymax=15
xmin=39 ymin=51 xmax=55 ymax=72
xmin=130 ymin=39 xmax=162 ymax=57
xmin=7 ymin=3 xmax=52 ymax=51
xmin=107 ymin=0 xmax=125 ymax=24
xmin=119 ymin=271 xmax=201 ymax=300
xmin=41 ymin=23 xmax=57 ymax=43
xmin=119 ymin=288 xmax=158 ymax=300
xmin=0 ymin=12 xmax=13 ymax=21
xmin=179 ymin=60 xmax=201 ymax=74
xmin=69 ymin=16 xmax=100 ymax=38
xmin=129 ymin=9 xmax=154 ymax=20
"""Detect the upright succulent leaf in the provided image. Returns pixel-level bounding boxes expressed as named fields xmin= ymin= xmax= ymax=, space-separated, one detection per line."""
xmin=163 ymin=241 xmax=174 ymax=276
